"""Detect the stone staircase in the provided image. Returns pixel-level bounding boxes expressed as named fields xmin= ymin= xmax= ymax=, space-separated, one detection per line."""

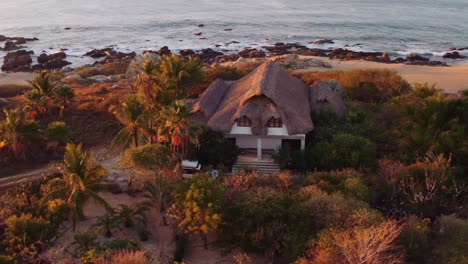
xmin=232 ymin=156 xmax=281 ymax=175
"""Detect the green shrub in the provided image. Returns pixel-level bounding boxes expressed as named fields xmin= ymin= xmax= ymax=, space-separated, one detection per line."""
xmin=220 ymin=187 xmax=291 ymax=256
xmin=412 ymin=83 xmax=442 ymax=98
xmin=296 ymin=69 xmax=411 ymax=98
xmin=4 ymin=213 xmax=54 ymax=260
xmin=205 ymin=66 xmax=251 ymax=82
xmin=119 ymin=144 xmax=175 ymax=171
xmin=273 ymin=144 xmax=305 ymax=171
xmin=75 ymin=66 xmax=101 ymax=78
xmin=399 ymin=216 xmax=431 ymax=264
xmin=46 ymin=198 xmax=69 ymax=225
xmin=347 ymin=81 xmax=383 ymax=102
xmin=46 ymin=121 xmax=70 ymax=148
xmin=308 ymin=133 xmax=377 ymax=170
xmin=4 ymin=214 xmax=54 ymax=245
xmin=73 ymin=230 xmax=99 ymax=256
xmin=103 ymin=239 xmax=141 ymax=251
xmin=303 ymin=169 xmax=370 ymax=201
xmin=433 ymin=215 xmax=468 ymax=264
xmin=188 ymin=129 xmax=239 ymax=170
xmin=100 ymin=62 xmax=130 ymax=76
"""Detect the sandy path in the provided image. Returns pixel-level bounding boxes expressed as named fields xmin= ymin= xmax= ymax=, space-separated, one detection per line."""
xmin=0 ymin=72 xmax=35 ymax=86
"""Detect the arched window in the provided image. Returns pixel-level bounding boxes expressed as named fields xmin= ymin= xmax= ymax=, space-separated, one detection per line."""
xmin=237 ymin=116 xmax=252 ymax=127
xmin=267 ymin=117 xmax=282 ymax=128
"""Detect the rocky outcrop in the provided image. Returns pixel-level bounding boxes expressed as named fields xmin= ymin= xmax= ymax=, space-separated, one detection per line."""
xmin=84 ymin=48 xmax=113 ymax=58
xmin=37 ymin=52 xmax=66 ymax=63
xmin=34 ymin=52 xmax=71 ymax=70
xmin=156 ymin=46 xmax=171 ymax=56
xmin=311 ymin=39 xmax=334 ymax=45
xmin=218 ymin=54 xmax=240 ymax=63
xmin=294 ymin=48 xmax=329 ymax=57
xmin=268 ymin=54 xmax=332 ymax=69
xmin=101 ymin=50 xmax=136 ymax=63
xmin=405 ymin=60 xmax=447 ymax=66
xmin=1 ymin=50 xmax=33 ymax=72
xmin=263 ymin=42 xmax=307 ymax=55
xmin=238 ymin=48 xmax=266 ymax=58
xmin=0 ymin=35 xmax=39 ymax=43
xmin=198 ymin=48 xmax=223 ymax=63
xmin=443 ymin=51 xmax=466 ymax=59
xmin=406 ymin=54 xmax=430 ymax=62
xmin=2 ymin=41 xmax=26 ymax=51
xmin=179 ymin=49 xmax=196 ymax=57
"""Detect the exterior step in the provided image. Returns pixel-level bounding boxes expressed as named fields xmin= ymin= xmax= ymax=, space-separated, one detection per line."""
xmin=232 ymin=158 xmax=281 ymax=175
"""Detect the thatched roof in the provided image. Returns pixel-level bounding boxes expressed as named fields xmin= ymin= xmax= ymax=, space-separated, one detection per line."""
xmin=194 ymin=62 xmax=314 ymax=136
xmin=309 ymin=81 xmax=347 ymax=117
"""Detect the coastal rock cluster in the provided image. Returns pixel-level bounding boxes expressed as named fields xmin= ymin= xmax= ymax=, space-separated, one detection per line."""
xmin=2 ymin=34 xmax=468 ymax=72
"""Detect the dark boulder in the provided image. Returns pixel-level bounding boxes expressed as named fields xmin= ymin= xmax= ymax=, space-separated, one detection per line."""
xmin=293 ymin=48 xmax=329 ymax=57
xmin=238 ymin=48 xmax=266 ymax=58
xmin=157 ymin=46 xmax=172 ymax=56
xmin=198 ymin=48 xmax=223 ymax=63
xmin=218 ymin=54 xmax=240 ymax=63
xmin=406 ymin=54 xmax=430 ymax=62
xmin=84 ymin=48 xmax=113 ymax=58
xmin=311 ymin=39 xmax=334 ymax=45
xmin=2 ymin=41 xmax=26 ymax=51
xmin=405 ymin=60 xmax=447 ymax=66
xmin=101 ymin=50 xmax=136 ymax=63
xmin=0 ymin=35 xmax=38 ymax=43
xmin=263 ymin=42 xmax=307 ymax=55
xmin=1 ymin=50 xmax=33 ymax=72
xmin=37 ymin=52 xmax=66 ymax=63
xmin=179 ymin=49 xmax=196 ymax=57
xmin=34 ymin=52 xmax=70 ymax=70
xmin=443 ymin=51 xmax=466 ymax=59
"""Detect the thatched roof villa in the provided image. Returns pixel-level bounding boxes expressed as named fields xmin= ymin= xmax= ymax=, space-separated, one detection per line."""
xmin=191 ymin=62 xmax=345 ymax=160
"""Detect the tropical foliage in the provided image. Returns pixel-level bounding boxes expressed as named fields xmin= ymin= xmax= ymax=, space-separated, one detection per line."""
xmin=43 ymin=143 xmax=110 ymax=230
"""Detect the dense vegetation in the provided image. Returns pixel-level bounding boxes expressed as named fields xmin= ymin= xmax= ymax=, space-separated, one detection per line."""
xmin=0 ymin=56 xmax=466 ymax=263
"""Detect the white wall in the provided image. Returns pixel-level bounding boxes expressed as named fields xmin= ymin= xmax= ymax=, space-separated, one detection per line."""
xmin=230 ymin=123 xmax=290 ymax=136
xmin=236 ymin=136 xmax=258 ymax=149
xmin=262 ymin=137 xmax=282 ymax=150
xmin=267 ymin=125 xmax=289 ymax=136
xmin=230 ymin=123 xmax=252 ymax=135
xmin=231 ymin=136 xmax=282 ymax=150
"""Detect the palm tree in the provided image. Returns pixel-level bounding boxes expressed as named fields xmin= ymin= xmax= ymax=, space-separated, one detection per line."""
xmin=135 ymin=59 xmax=160 ymax=106
xmin=115 ymin=203 xmax=149 ymax=228
xmin=25 ymin=70 xmax=58 ymax=116
xmin=53 ymin=85 xmax=75 ymax=117
xmin=43 ymin=143 xmax=111 ymax=230
xmin=96 ymin=212 xmax=116 ymax=238
xmin=134 ymin=59 xmax=161 ymax=143
xmin=28 ymin=70 xmax=55 ymax=97
xmin=153 ymin=54 xmax=204 ymax=103
xmin=143 ymin=172 xmax=173 ymax=226
xmin=157 ymin=101 xmax=201 ymax=161
xmin=110 ymin=94 xmax=149 ymax=149
xmin=0 ymin=108 xmax=40 ymax=159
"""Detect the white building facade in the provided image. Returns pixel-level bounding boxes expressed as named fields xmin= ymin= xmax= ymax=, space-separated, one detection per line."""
xmin=226 ymin=119 xmax=306 ymax=160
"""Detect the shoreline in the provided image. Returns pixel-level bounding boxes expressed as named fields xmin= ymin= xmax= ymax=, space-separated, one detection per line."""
xmin=1 ymin=57 xmax=467 ymax=94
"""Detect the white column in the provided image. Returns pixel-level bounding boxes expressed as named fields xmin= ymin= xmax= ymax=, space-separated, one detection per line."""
xmin=300 ymin=136 xmax=306 ymax=150
xmin=257 ymin=137 xmax=262 ymax=160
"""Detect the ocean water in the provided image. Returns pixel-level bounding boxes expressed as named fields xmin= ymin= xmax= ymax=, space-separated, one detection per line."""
xmin=1 ymin=0 xmax=468 ymax=66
